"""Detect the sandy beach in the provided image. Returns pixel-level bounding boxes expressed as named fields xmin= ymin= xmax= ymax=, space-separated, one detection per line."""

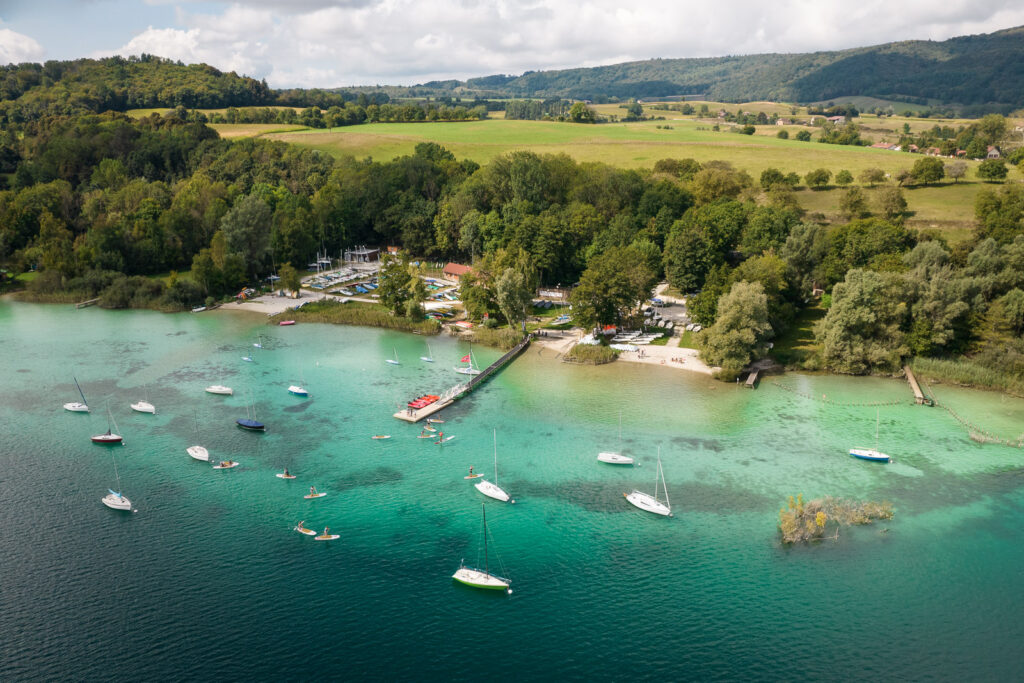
xmin=531 ymin=330 xmax=714 ymax=375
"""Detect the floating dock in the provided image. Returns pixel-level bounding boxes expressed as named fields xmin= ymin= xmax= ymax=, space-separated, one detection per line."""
xmin=393 ymin=335 xmax=531 ymax=423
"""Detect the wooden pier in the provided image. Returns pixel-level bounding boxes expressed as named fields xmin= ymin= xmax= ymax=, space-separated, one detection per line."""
xmin=393 ymin=335 xmax=532 ymax=423
xmin=744 ymin=370 xmax=759 ymax=389
xmin=904 ymin=365 xmax=932 ymax=405
xmin=75 ymin=298 xmax=99 ymax=309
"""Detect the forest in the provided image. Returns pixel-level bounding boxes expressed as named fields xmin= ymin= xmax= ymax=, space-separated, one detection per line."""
xmin=1 ymin=107 xmax=1023 ymax=388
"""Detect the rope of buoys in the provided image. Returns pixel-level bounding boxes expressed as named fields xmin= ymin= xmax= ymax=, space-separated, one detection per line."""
xmin=767 ymin=380 xmax=906 ymax=408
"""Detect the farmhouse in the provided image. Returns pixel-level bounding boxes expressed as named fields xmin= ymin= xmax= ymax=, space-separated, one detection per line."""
xmin=776 ymin=118 xmax=792 ymax=125
xmin=827 ymin=115 xmax=846 ymax=124
xmin=987 ymin=146 xmax=1001 ymax=159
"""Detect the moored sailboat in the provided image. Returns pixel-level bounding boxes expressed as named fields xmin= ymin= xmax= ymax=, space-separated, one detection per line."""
xmin=624 ymin=448 xmax=671 ymax=516
xmin=475 ymin=429 xmax=513 ymax=503
xmin=64 ymin=376 xmax=90 ymax=413
xmin=454 ymin=347 xmax=481 ymax=375
xmin=850 ymin=408 xmax=892 ymax=463
xmin=91 ymin=405 xmax=124 ymax=445
xmin=598 ymin=410 xmax=634 ymax=465
xmin=452 ymin=503 xmax=511 ymax=593
xmin=101 ymin=452 xmax=133 ymax=511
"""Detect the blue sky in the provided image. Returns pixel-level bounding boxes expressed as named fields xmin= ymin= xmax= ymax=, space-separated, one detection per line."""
xmin=2 ymin=1 xmax=1024 ymax=88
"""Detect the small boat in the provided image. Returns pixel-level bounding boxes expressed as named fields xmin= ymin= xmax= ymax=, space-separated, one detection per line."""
xmin=288 ymin=385 xmax=309 ymax=397
xmin=253 ymin=336 xmax=263 ymax=349
xmin=294 ymin=521 xmax=317 ymax=536
xmin=64 ymin=376 xmax=90 ymax=413
xmin=101 ymin=453 xmax=132 ymax=511
xmin=624 ymin=449 xmax=671 ymax=516
xmin=242 ymin=353 xmax=254 ymax=362
xmin=598 ymin=410 xmax=635 ymax=465
xmin=452 ymin=504 xmax=511 ymax=593
xmin=91 ymin=405 xmax=124 ymax=445
xmin=212 ymin=460 xmax=239 ymax=469
xmin=205 ymin=385 xmax=233 ymax=395
xmin=236 ymin=393 xmax=265 ymax=431
xmin=314 ymin=527 xmax=340 ymax=541
xmin=454 ymin=348 xmax=481 ymax=375
xmin=191 ymin=306 xmax=207 ymax=313
xmin=420 ymin=343 xmax=434 ymax=363
xmin=279 ymin=320 xmax=296 ymax=326
xmin=850 ymin=409 xmax=892 ymax=463
xmin=371 ymin=435 xmax=391 ymax=440
xmin=386 ymin=347 xmax=400 ymax=365
xmin=304 ymin=487 xmax=326 ymax=499
xmin=276 ymin=470 xmax=296 ymax=479
xmin=475 ymin=430 xmax=512 ymax=503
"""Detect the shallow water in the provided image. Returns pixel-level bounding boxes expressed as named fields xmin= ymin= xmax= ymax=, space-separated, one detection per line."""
xmin=2 ymin=302 xmax=1023 ymax=680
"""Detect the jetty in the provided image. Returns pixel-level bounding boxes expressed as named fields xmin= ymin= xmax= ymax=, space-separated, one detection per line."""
xmin=904 ymin=365 xmax=933 ymax=405
xmin=75 ymin=298 xmax=99 ymax=309
xmin=393 ymin=335 xmax=532 ymax=423
xmin=745 ymin=369 xmax=759 ymax=389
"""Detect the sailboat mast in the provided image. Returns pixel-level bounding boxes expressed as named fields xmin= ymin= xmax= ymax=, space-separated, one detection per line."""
xmin=74 ymin=376 xmax=87 ymax=405
xmin=482 ymin=503 xmax=489 ymax=575
xmin=875 ymin=407 xmax=880 ymax=450
xmin=112 ymin=452 xmax=122 ymax=492
xmin=493 ymin=429 xmax=498 ymax=487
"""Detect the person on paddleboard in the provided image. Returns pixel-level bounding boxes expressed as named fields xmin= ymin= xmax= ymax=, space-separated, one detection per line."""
xmin=469 ymin=465 xmax=474 ymax=475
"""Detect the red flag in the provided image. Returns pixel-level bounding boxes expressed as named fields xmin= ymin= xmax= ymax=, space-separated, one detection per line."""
xmin=460 ymin=354 xmax=471 ymax=363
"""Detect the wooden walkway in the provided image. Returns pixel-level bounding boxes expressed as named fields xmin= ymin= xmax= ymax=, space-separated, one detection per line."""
xmin=745 ymin=370 xmax=759 ymax=388
xmin=393 ymin=335 xmax=532 ymax=423
xmin=904 ymin=365 xmax=932 ymax=405
xmin=75 ymin=298 xmax=99 ymax=309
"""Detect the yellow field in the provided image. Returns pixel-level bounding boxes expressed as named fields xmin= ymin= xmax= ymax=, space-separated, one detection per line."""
xmin=209 ymin=123 xmax=309 ymax=138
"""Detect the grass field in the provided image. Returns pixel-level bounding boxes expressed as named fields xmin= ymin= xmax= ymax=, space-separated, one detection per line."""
xmin=267 ymin=117 xmax=1005 ymax=179
xmin=209 ymin=123 xmax=310 ymax=139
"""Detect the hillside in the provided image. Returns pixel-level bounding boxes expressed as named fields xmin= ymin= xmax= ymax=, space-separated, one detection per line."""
xmin=440 ymin=27 xmax=1024 ymax=111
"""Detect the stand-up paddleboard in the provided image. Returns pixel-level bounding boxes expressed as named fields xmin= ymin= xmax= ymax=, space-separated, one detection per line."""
xmin=417 ymin=434 xmax=435 ymax=439
xmin=435 ymin=435 xmax=456 ymax=444
xmin=276 ymin=471 xmax=296 ymax=479
xmin=314 ymin=528 xmax=340 ymax=541
xmin=371 ymin=435 xmax=391 ymax=440
xmin=294 ymin=522 xmax=316 ymax=536
xmin=304 ymin=487 xmax=326 ymax=499
xmin=426 ymin=418 xmax=444 ymax=424
xmin=212 ymin=460 xmax=239 ymax=469
xmin=464 ymin=473 xmax=484 ymax=480
xmin=422 ymin=426 xmax=437 ymax=433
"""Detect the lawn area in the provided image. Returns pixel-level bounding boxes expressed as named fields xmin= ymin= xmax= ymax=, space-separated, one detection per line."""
xmin=770 ymin=304 xmax=826 ymax=367
xmin=677 ymin=330 xmax=697 ymax=349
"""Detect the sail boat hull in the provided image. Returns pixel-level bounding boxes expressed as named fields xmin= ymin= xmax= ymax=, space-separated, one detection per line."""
xmin=624 ymin=490 xmax=671 ymax=516
xmin=64 ymin=402 xmax=90 ymax=412
xmin=102 ymin=492 xmax=131 ymax=510
xmin=91 ymin=432 xmax=123 ymax=445
xmin=454 ymin=366 xmax=480 ymax=375
xmin=474 ymin=479 xmax=510 ymax=502
xmin=452 ymin=566 xmax=510 ymax=591
xmin=131 ymin=401 xmax=155 ymax=414
xmin=236 ymin=419 xmax=265 ymax=431
xmin=849 ymin=448 xmax=891 ymax=463
xmin=598 ymin=452 xmax=634 ymax=465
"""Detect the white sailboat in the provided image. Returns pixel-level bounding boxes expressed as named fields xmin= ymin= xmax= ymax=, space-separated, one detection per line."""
xmin=205 ymin=385 xmax=233 ymax=395
xmin=452 ymin=503 xmax=511 ymax=593
xmin=386 ymin=347 xmax=400 ymax=365
xmin=475 ymin=429 xmax=513 ymax=503
xmin=420 ymin=343 xmax=434 ymax=363
xmin=187 ymin=410 xmax=210 ymax=462
xmin=288 ymin=370 xmax=309 ymax=397
xmin=101 ymin=452 xmax=133 ymax=511
xmin=64 ymin=376 xmax=90 ymax=413
xmin=130 ymin=385 xmax=155 ymax=414
xmin=598 ymin=410 xmax=634 ymax=465
xmin=850 ymin=407 xmax=892 ymax=463
xmin=624 ymin=448 xmax=671 ymax=516
xmin=454 ymin=347 xmax=481 ymax=375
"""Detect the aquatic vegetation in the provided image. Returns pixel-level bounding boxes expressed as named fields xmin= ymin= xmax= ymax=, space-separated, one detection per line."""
xmin=778 ymin=494 xmax=893 ymax=544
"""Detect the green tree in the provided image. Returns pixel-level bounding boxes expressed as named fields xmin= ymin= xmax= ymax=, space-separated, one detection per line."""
xmin=795 ymin=130 xmax=811 ymax=142
xmin=377 ymin=253 xmax=414 ymax=315
xmin=568 ymin=102 xmax=596 ymax=123
xmin=998 ymin=288 xmax=1024 ymax=333
xmin=835 ymin=169 xmax=854 ymax=186
xmin=663 ymin=223 xmax=716 ymax=291
xmin=494 ymin=266 xmax=534 ymax=331
xmin=910 ymin=156 xmax=945 ymax=185
xmin=977 ymin=159 xmax=1008 ymax=182
xmin=776 ymin=130 xmax=789 ymax=139
xmin=277 ymin=262 xmax=301 ymax=295
xmin=570 ymin=245 xmax=656 ymax=330
xmin=697 ymin=281 xmax=772 ymax=380
xmin=838 ymin=187 xmax=869 ymax=220
xmin=877 ymin=186 xmax=908 ymax=220
xmin=740 ymin=125 xmax=755 ymax=135
xmin=817 ymin=269 xmax=908 ymax=374
xmin=804 ymin=168 xmax=831 ymax=189
xmin=759 ymin=167 xmax=786 ymax=190
xmin=689 ymin=164 xmax=750 ymax=204
xmin=220 ymin=195 xmax=272 ymax=278
xmin=858 ymin=168 xmax=886 ymax=187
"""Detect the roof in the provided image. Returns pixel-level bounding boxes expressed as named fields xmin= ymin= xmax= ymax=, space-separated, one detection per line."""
xmin=443 ymin=263 xmax=472 ymax=276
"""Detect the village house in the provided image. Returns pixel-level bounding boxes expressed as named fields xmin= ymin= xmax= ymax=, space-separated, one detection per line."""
xmin=827 ymin=115 xmax=846 ymax=124
xmin=442 ymin=262 xmax=473 ymax=283
xmin=987 ymin=146 xmax=1001 ymax=159
xmin=776 ymin=118 xmax=792 ymax=125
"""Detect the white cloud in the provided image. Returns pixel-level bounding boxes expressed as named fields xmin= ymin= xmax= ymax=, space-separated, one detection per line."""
xmin=0 ymin=25 xmax=45 ymax=65
xmin=96 ymin=1 xmax=1024 ymax=87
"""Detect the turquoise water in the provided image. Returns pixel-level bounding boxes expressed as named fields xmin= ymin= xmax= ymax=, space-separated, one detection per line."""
xmin=2 ymin=301 xmax=1024 ymax=680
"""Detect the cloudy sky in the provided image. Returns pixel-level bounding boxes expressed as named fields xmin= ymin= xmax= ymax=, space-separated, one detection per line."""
xmin=2 ymin=1 xmax=1023 ymax=87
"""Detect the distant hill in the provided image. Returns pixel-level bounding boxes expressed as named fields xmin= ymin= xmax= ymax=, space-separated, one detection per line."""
xmin=422 ymin=26 xmax=1024 ymax=112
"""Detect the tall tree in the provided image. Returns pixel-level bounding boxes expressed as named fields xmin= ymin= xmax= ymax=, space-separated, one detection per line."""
xmin=697 ymin=281 xmax=772 ymax=380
